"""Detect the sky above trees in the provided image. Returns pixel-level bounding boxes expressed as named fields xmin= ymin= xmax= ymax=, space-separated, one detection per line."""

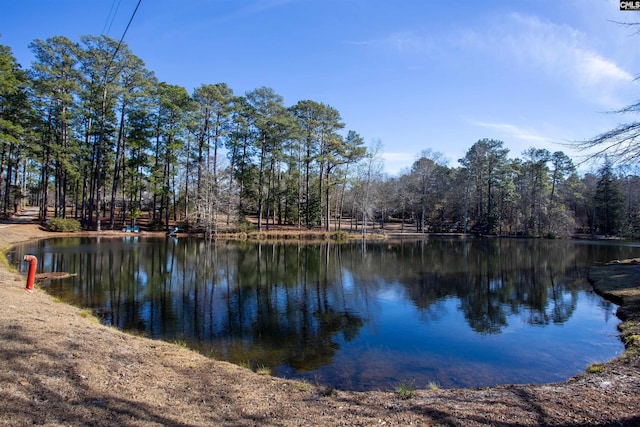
xmin=1 ymin=0 xmax=639 ymax=175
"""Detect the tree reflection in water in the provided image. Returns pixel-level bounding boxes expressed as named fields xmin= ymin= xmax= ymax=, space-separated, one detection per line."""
xmin=12 ymin=237 xmax=630 ymax=390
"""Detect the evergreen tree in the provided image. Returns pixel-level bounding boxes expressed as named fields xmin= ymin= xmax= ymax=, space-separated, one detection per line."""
xmin=245 ymin=87 xmax=293 ymax=231
xmin=594 ymin=159 xmax=624 ymax=235
xmin=459 ymin=139 xmax=510 ymax=234
xmin=519 ymin=148 xmax=551 ymax=236
xmin=0 ymin=44 xmax=33 ymax=215
xmin=29 ymin=36 xmax=82 ymax=221
xmin=151 ymin=82 xmax=191 ymax=229
xmin=226 ymin=95 xmax=258 ymax=222
xmin=191 ymin=83 xmax=233 ymax=229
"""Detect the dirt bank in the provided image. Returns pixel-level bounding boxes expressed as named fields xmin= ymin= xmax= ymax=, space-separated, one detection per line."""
xmin=1 ymin=224 xmax=639 ymax=426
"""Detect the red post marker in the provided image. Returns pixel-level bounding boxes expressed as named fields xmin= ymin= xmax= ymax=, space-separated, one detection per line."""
xmin=23 ymin=255 xmax=37 ymax=293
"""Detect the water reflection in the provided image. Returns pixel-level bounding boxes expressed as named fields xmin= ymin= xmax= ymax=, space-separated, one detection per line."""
xmin=10 ymin=237 xmax=630 ymax=390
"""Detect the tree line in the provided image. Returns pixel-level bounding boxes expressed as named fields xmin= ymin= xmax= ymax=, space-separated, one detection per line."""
xmin=1 ymin=35 xmax=639 ymax=238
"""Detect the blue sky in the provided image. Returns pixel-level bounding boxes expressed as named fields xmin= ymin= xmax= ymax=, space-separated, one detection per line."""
xmin=1 ymin=0 xmax=639 ymax=175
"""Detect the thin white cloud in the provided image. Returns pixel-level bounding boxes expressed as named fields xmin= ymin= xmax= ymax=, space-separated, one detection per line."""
xmin=465 ymin=13 xmax=634 ymax=108
xmin=578 ymin=50 xmax=632 ymax=84
xmin=470 ymin=120 xmax=550 ymax=145
xmin=468 ymin=118 xmax=608 ymax=163
xmin=343 ymin=31 xmax=434 ymax=54
xmin=240 ymin=0 xmax=299 ymax=15
xmin=384 ymin=32 xmax=434 ymax=53
xmin=342 ymin=40 xmax=376 ymax=46
xmin=346 ymin=12 xmax=634 ymax=108
xmin=381 ymin=151 xmax=417 ymax=175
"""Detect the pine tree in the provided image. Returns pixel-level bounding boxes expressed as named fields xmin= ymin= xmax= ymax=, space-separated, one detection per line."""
xmin=594 ymin=159 xmax=624 ymax=236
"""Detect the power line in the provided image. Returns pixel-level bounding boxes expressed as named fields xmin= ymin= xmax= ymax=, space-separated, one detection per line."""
xmin=111 ymin=0 xmax=142 ymax=64
xmin=102 ymin=0 xmax=142 ymax=83
xmin=102 ymin=0 xmax=123 ymax=36
xmin=102 ymin=1 xmax=116 ymax=35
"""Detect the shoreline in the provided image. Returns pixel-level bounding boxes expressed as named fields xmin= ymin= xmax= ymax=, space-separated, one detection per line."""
xmin=1 ymin=224 xmax=639 ymax=426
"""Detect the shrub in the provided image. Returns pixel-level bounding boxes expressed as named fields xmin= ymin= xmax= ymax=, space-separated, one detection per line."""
xmin=321 ymin=386 xmax=335 ymax=397
xmin=395 ymin=381 xmax=416 ymax=399
xmin=236 ymin=220 xmax=256 ymax=233
xmin=147 ymin=220 xmax=166 ymax=231
xmin=294 ymin=380 xmax=312 ymax=392
xmin=586 ymin=363 xmax=605 ymax=374
xmin=331 ymin=230 xmax=351 ymax=242
xmin=255 ymin=365 xmax=272 ymax=376
xmin=79 ymin=308 xmax=100 ymax=323
xmin=48 ymin=217 xmax=81 ymax=232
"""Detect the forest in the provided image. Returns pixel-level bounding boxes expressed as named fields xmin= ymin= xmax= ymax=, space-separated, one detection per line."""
xmin=1 ymin=35 xmax=639 ymax=238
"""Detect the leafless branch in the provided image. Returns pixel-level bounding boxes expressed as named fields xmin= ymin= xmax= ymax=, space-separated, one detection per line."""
xmin=569 ymin=121 xmax=640 ymax=165
xmin=608 ymin=20 xmax=640 ymax=36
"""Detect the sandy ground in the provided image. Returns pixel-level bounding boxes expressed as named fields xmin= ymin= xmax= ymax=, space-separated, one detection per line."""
xmin=0 ymin=216 xmax=639 ymax=426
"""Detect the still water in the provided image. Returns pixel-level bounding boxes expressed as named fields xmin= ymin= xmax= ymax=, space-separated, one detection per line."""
xmin=10 ymin=237 xmax=634 ymax=391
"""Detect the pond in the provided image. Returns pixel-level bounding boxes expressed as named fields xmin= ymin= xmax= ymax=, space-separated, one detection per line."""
xmin=9 ymin=237 xmax=634 ymax=391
